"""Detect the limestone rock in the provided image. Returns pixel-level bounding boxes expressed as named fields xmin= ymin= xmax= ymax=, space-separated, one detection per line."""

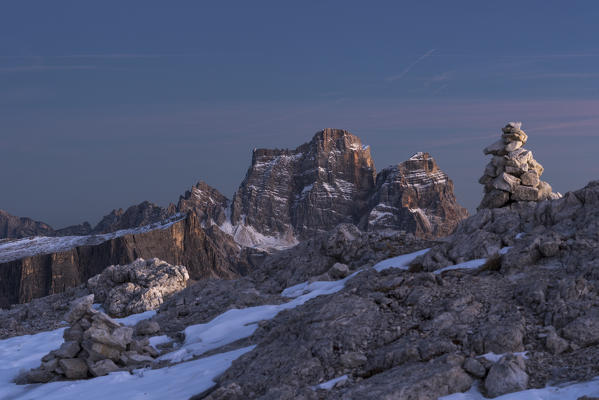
xmin=87 ymin=258 xmax=189 ymax=317
xmin=484 ymin=354 xmax=528 ymax=398
xmin=58 ymin=358 xmax=88 ymax=379
xmin=64 ymin=295 xmax=95 ymax=324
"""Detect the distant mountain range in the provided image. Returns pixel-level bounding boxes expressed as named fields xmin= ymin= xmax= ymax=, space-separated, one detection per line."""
xmin=0 ymin=128 xmax=468 ymax=306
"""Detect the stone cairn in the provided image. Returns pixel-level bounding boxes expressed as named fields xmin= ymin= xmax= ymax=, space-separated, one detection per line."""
xmin=478 ymin=122 xmax=561 ymax=209
xmin=25 ymin=294 xmax=160 ymax=383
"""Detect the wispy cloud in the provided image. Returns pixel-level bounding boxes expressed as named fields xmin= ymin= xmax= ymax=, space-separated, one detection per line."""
xmin=386 ymin=49 xmax=436 ymax=82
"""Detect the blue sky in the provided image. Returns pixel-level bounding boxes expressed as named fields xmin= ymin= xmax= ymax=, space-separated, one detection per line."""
xmin=1 ymin=1 xmax=599 ymax=227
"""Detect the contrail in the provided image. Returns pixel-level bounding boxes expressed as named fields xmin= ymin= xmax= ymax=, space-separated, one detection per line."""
xmin=387 ymin=48 xmax=436 ymax=82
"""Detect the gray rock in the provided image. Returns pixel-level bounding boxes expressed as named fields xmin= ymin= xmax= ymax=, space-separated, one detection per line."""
xmin=562 ymin=314 xmax=599 ymax=347
xmin=89 ymin=359 xmax=120 ymax=377
xmin=26 ymin=368 xmax=54 ymax=383
xmin=58 ymin=358 xmax=89 ymax=379
xmin=521 ymin=171 xmax=540 ymax=187
xmin=87 ymin=258 xmax=189 ymax=318
xmin=54 ymin=341 xmax=81 ymax=359
xmin=339 ymin=352 xmax=367 ymax=368
xmin=134 ymin=320 xmax=161 ymax=336
xmin=484 ymin=354 xmax=528 ymax=398
xmin=512 ymin=185 xmax=539 ymax=201
xmin=64 ymin=295 xmax=94 ymax=323
xmin=463 ymin=357 xmax=487 ymax=378
xmin=328 ymin=263 xmax=350 ymax=279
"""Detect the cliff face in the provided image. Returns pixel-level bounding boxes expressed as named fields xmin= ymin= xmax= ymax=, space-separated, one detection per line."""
xmin=231 ymin=129 xmax=376 ymax=240
xmin=363 ymin=152 xmax=468 ymax=238
xmin=0 ymin=212 xmax=258 ymax=307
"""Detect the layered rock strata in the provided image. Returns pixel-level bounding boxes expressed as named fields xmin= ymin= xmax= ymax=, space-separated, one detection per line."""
xmin=363 ymin=152 xmax=468 ymax=238
xmin=231 ymin=128 xmax=376 ymax=241
xmin=0 ymin=212 xmax=258 ymax=307
xmin=25 ymin=295 xmax=158 ymax=383
xmin=479 ymin=122 xmax=561 ymax=209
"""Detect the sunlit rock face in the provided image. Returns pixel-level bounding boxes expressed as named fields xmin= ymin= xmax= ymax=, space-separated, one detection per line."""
xmin=364 ymin=152 xmax=468 ymax=239
xmin=231 ymin=128 xmax=377 ymax=240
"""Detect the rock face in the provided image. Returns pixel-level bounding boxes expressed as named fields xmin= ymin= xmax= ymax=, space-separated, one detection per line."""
xmin=363 ymin=152 xmax=468 ymax=238
xmin=177 ymin=181 xmax=229 ymax=226
xmin=479 ymin=122 xmax=561 ymax=209
xmin=231 ymin=129 xmax=376 ymax=242
xmin=0 ymin=209 xmax=54 ymax=239
xmin=26 ymin=294 xmax=157 ymax=383
xmin=229 ymin=129 xmax=466 ymax=244
xmin=87 ymin=258 xmax=189 ymax=317
xmin=0 ymin=212 xmax=257 ymax=307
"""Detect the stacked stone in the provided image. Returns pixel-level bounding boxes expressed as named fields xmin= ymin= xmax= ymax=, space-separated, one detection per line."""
xmin=478 ymin=122 xmax=560 ymax=209
xmin=26 ymin=294 xmax=159 ymax=383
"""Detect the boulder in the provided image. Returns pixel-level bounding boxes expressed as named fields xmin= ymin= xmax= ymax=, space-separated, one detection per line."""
xmin=328 ymin=263 xmax=350 ymax=279
xmin=484 ymin=354 xmax=528 ymax=398
xmin=58 ymin=358 xmax=89 ymax=379
xmin=89 ymin=359 xmax=120 ymax=377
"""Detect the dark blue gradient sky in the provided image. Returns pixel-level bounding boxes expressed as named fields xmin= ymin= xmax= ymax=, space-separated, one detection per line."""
xmin=2 ymin=1 xmax=599 ymax=227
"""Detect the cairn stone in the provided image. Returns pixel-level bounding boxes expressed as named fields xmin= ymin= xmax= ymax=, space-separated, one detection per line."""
xmin=478 ymin=122 xmax=561 ymax=209
xmin=25 ymin=294 xmax=160 ymax=383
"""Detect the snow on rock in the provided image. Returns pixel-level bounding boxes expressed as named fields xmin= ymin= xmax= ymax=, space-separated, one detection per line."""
xmin=440 ymin=378 xmax=599 ymax=400
xmin=0 ymin=216 xmax=185 ymax=264
xmin=372 ymin=248 xmax=430 ymax=272
xmin=479 ymin=352 xmax=529 ymax=363
xmin=313 ymin=374 xmax=349 ymax=390
xmin=434 ymin=258 xmax=487 ymax=274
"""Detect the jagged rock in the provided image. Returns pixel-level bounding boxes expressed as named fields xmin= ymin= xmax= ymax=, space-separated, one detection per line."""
xmin=484 ymin=354 xmax=529 ymax=398
xmin=87 ymin=258 xmax=189 ymax=317
xmin=545 ymin=328 xmax=569 ymax=354
xmin=231 ymin=128 xmax=376 ymax=241
xmin=177 ymin=181 xmax=229 ymax=226
xmin=92 ymin=200 xmax=177 ymax=234
xmin=521 ymin=171 xmax=540 ymax=187
xmin=0 ymin=209 xmax=54 ymax=239
xmin=364 ymin=152 xmax=468 ymax=238
xmin=58 ymin=358 xmax=89 ymax=379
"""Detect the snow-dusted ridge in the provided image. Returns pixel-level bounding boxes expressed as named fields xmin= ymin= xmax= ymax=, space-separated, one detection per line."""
xmin=0 ymin=214 xmax=185 ymax=264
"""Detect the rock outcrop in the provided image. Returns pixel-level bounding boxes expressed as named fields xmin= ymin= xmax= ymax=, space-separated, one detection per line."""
xmin=229 ymin=129 xmax=466 ymax=244
xmin=177 ymin=181 xmax=229 ymax=227
xmin=479 ymin=122 xmax=561 ymax=209
xmin=91 ymin=201 xmax=178 ymax=234
xmin=231 ymin=128 xmax=377 ymax=242
xmin=0 ymin=212 xmax=258 ymax=307
xmin=87 ymin=258 xmax=189 ymax=317
xmin=0 ymin=209 xmax=54 ymax=239
xmin=363 ymin=152 xmax=468 ymax=238
xmin=25 ymin=295 xmax=158 ymax=383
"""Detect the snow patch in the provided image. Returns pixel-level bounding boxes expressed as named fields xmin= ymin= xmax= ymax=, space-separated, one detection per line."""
xmin=372 ymin=249 xmax=430 ymax=272
xmin=479 ymin=351 xmax=529 ymax=363
xmin=313 ymin=374 xmax=348 ymax=390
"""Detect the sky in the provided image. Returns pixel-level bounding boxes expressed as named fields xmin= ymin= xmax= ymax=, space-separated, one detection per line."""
xmin=1 ymin=1 xmax=599 ymax=228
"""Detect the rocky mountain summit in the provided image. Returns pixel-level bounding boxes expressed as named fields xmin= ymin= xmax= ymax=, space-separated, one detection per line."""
xmin=364 ymin=152 xmax=468 ymax=238
xmin=0 ymin=209 xmax=54 ymax=239
xmin=229 ymin=129 xmax=466 ymax=245
xmin=479 ymin=122 xmax=561 ymax=209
